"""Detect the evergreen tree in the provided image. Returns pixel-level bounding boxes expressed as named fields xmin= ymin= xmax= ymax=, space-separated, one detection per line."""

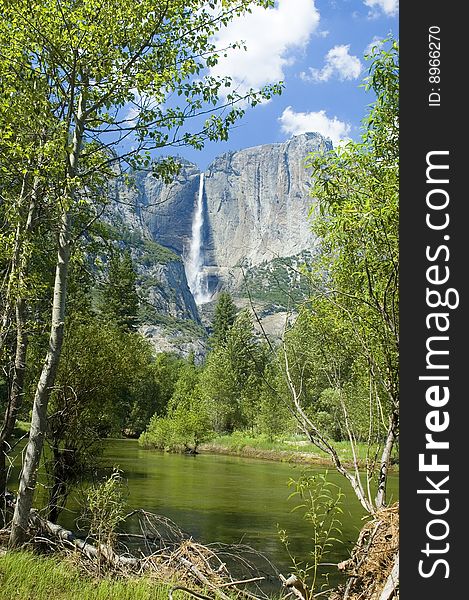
xmin=202 ymin=309 xmax=267 ymax=432
xmin=101 ymin=249 xmax=139 ymax=331
xmin=210 ymin=291 xmax=237 ymax=348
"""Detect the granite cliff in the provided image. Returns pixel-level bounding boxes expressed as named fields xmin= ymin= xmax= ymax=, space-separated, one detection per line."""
xmin=109 ymin=132 xmax=332 ymax=357
xmin=203 ymin=132 xmax=330 ymax=286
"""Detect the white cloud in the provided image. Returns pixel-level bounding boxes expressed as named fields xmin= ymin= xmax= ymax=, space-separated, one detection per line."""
xmin=209 ymin=0 xmax=320 ymax=97
xmin=279 ymin=106 xmax=351 ymax=147
xmin=125 ymin=105 xmax=140 ymax=127
xmin=302 ymin=44 xmax=362 ymax=82
xmin=364 ymin=0 xmax=399 ymax=17
xmin=365 ymin=36 xmax=385 ymax=55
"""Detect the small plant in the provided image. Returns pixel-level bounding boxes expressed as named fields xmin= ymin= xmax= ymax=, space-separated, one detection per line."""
xmin=279 ymin=470 xmax=344 ymax=596
xmin=84 ymin=468 xmax=127 ymax=554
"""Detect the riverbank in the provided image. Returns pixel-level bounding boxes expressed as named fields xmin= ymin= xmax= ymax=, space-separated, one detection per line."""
xmin=16 ymin=420 xmax=397 ymax=471
xmin=198 ymin=433 xmax=399 ymax=471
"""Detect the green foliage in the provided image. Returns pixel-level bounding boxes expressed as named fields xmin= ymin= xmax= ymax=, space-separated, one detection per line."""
xmin=241 ymin=252 xmax=314 ymax=307
xmin=257 ymin=370 xmax=293 ymax=440
xmin=289 ymin=38 xmax=399 ymax=509
xmin=105 ymin=220 xmax=181 ymax=266
xmin=311 ymin=388 xmax=342 ymax=442
xmin=84 ymin=469 xmax=128 ymax=551
xmin=106 ymin=219 xmax=180 ymax=265
xmin=279 ymin=471 xmax=344 ymax=594
xmin=139 ymin=362 xmax=213 ymax=453
xmin=136 ymin=307 xmax=206 ymax=339
xmin=126 ymin=352 xmax=186 ymax=435
xmin=139 ymin=239 xmax=180 ymax=266
xmin=201 ymin=310 xmax=268 ymax=432
xmin=0 ymin=0 xmax=282 ymax=182
xmin=280 ymin=306 xmax=372 ymax=443
xmin=260 ymin=40 xmax=400 ymax=457
xmin=45 ymin=320 xmax=155 ymax=519
xmin=306 ymin=38 xmax=399 ymax=418
xmin=139 ymin=416 xmax=173 ymax=451
xmin=210 ymin=291 xmax=237 ymax=347
xmin=100 ymin=249 xmax=140 ymax=331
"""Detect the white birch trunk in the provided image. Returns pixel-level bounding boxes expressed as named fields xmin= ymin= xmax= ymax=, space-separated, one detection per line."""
xmin=9 ymin=92 xmax=86 ymax=547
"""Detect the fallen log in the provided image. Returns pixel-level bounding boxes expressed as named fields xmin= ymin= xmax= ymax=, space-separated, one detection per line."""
xmin=2 ymin=494 xmax=272 ymax=600
xmin=28 ymin=508 xmax=139 ymax=568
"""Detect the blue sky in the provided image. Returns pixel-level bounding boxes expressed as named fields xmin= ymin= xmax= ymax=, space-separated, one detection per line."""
xmin=174 ymin=0 xmax=399 ymax=170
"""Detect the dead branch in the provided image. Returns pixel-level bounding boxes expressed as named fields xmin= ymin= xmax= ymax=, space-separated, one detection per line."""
xmin=280 ymin=573 xmax=309 ymax=600
xmin=28 ymin=508 xmax=139 ymax=568
xmin=2 ymin=495 xmax=274 ymax=600
xmin=169 ymin=586 xmax=213 ymax=600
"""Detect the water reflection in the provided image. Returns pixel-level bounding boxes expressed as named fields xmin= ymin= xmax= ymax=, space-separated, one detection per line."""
xmin=100 ymin=441 xmax=398 ymax=580
xmin=8 ymin=438 xmax=399 ymax=591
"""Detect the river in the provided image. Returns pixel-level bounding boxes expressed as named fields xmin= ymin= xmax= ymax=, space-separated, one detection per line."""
xmin=100 ymin=440 xmax=398 ymax=588
xmin=9 ymin=438 xmax=399 ymax=591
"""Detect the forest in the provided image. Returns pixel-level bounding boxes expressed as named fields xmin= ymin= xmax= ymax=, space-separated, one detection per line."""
xmin=0 ymin=1 xmax=398 ymax=599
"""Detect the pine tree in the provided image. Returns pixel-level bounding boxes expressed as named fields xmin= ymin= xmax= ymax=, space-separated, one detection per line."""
xmin=101 ymin=249 xmax=139 ymax=331
xmin=202 ymin=309 xmax=268 ymax=432
xmin=210 ymin=291 xmax=237 ymax=348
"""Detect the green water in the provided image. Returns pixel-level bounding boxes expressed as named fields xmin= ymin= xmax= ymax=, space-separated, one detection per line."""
xmin=9 ymin=438 xmax=399 ymax=591
xmin=101 ymin=440 xmax=398 ymax=581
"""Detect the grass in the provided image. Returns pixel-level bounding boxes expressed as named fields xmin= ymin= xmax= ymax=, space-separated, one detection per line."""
xmin=200 ymin=432 xmax=398 ymax=469
xmin=0 ymin=550 xmax=186 ymax=600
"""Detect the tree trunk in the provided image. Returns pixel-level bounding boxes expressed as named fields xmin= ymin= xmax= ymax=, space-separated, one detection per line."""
xmin=9 ymin=211 xmax=71 ymax=546
xmin=9 ymin=91 xmax=86 ymax=548
xmin=282 ymin=340 xmax=374 ymax=514
xmin=375 ymin=409 xmax=399 ymax=509
xmin=0 ymin=446 xmax=7 ymax=511
xmin=0 ymin=174 xmax=29 ymax=354
xmin=0 ymin=190 xmax=37 ymax=496
xmin=0 ymin=298 xmax=29 ymax=497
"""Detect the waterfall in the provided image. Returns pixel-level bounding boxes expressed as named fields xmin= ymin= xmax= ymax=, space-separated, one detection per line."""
xmin=185 ymin=172 xmax=211 ymax=304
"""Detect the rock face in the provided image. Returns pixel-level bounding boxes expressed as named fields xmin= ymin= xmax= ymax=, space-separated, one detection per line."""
xmin=111 ymin=132 xmax=332 ymax=355
xmin=111 ymin=158 xmax=198 ymax=257
xmin=135 ymin=252 xmax=200 ymax=323
xmin=108 ymin=162 xmax=199 ymax=319
xmin=136 ymin=160 xmax=199 ymax=256
xmin=203 ymin=132 xmax=330 ymax=287
xmin=121 ymin=132 xmax=331 ymax=293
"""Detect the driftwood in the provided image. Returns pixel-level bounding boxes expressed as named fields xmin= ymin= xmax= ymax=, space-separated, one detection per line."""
xmin=2 ymin=493 xmax=276 ymax=600
xmin=280 ymin=573 xmax=310 ymax=600
xmin=29 ymin=508 xmax=139 ymax=568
